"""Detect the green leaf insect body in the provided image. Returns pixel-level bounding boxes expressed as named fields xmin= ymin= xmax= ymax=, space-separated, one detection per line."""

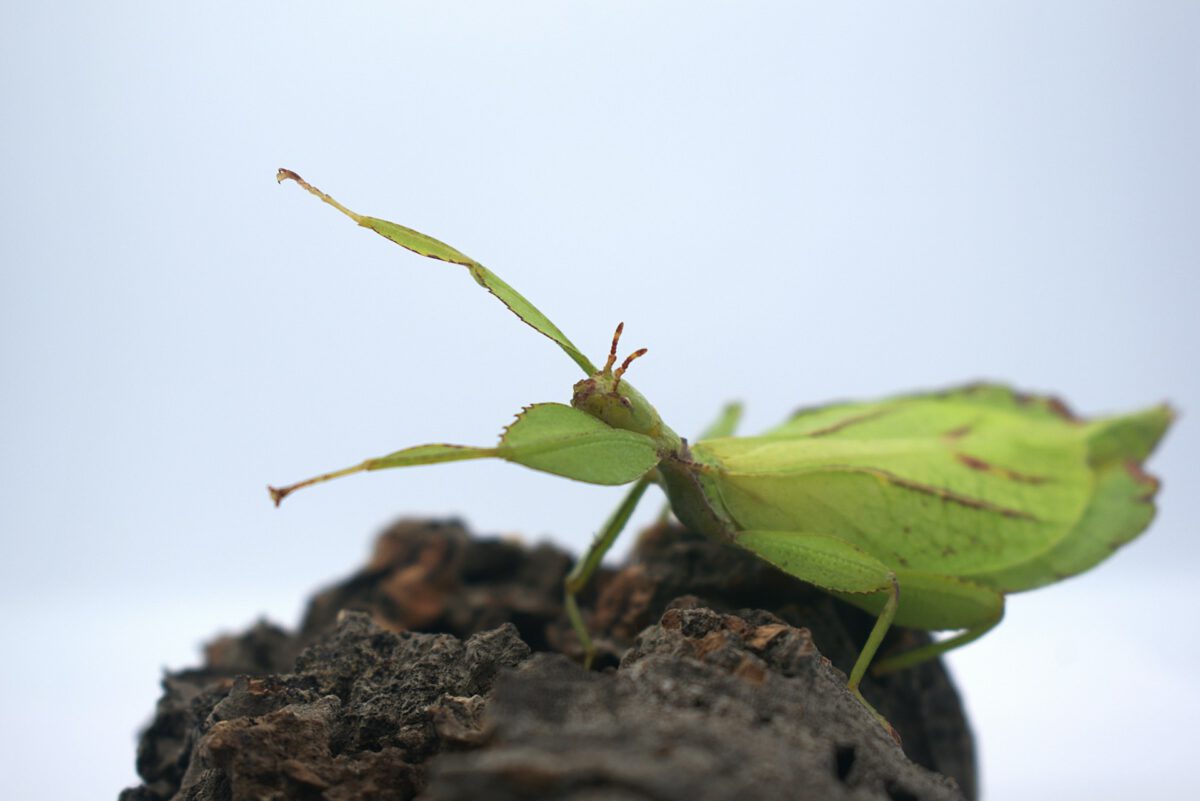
xmin=271 ymin=170 xmax=1172 ymax=728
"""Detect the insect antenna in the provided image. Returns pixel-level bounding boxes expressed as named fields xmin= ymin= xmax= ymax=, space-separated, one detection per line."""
xmin=613 ymin=347 xmax=649 ymax=392
xmin=603 ymin=322 xmax=625 ymax=374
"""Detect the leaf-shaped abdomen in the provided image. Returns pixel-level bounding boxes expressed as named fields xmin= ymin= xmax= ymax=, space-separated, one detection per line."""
xmin=695 ymin=426 xmax=1093 ymax=581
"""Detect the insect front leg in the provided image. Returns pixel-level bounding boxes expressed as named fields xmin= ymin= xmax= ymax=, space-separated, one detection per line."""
xmin=564 ymin=475 xmax=653 ymax=668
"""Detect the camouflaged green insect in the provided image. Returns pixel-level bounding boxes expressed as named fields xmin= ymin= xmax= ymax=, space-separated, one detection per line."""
xmin=270 ymin=169 xmax=1172 ymax=727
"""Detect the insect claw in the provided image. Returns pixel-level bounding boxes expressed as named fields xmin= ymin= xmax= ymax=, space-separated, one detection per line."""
xmin=268 ymin=485 xmax=290 ymax=507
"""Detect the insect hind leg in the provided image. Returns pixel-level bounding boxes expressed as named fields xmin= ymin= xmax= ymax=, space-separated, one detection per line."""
xmin=732 ymin=529 xmax=903 ymax=735
xmin=865 ymin=571 xmax=1006 ymax=675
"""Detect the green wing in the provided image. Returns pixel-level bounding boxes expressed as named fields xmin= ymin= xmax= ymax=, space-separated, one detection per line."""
xmin=693 ymin=384 xmax=1171 ymax=592
xmin=981 ymin=404 xmax=1169 ymax=588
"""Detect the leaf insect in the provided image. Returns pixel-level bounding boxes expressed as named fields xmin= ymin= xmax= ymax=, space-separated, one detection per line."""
xmin=270 ymin=169 xmax=1172 ymax=728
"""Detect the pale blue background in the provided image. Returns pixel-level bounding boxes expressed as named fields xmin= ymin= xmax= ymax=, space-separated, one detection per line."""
xmin=2 ymin=3 xmax=1197 ymax=799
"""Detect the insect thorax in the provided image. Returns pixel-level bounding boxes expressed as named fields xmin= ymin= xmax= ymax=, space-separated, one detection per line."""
xmin=571 ymin=373 xmax=682 ymax=453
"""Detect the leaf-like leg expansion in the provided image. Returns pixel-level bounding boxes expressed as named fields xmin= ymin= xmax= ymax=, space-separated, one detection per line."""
xmin=565 ymin=476 xmax=652 ymax=667
xmin=657 ymin=402 xmax=743 ymax=523
xmin=270 ymin=403 xmax=661 ymax=506
xmin=733 ymin=530 xmax=900 ymax=734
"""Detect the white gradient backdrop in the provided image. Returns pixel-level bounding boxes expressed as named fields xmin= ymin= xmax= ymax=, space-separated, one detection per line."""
xmin=2 ymin=3 xmax=1197 ymax=799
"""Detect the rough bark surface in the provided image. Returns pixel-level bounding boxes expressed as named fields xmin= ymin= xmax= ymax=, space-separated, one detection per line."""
xmin=120 ymin=519 xmax=976 ymax=801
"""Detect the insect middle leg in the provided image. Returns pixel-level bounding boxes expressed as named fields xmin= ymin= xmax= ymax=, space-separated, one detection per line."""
xmin=564 ymin=475 xmax=653 ymax=668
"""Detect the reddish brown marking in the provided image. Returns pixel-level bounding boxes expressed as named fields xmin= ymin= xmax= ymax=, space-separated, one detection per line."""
xmin=941 ymin=545 xmax=957 ymax=557
xmin=942 ymin=425 xmax=973 ymax=440
xmin=956 ymin=453 xmax=991 ymax=472
xmin=1045 ymin=396 xmax=1080 ymax=422
xmin=603 ymin=322 xmax=624 ymax=373
xmin=811 ymin=463 xmax=1040 ymax=520
xmin=612 ymin=347 xmax=648 ymax=392
xmin=1013 ymin=389 xmax=1081 ymax=422
xmin=863 ymin=467 xmax=1041 ymax=520
xmin=807 ymin=408 xmax=894 ymax=438
xmin=954 ymin=452 xmax=1051 ymax=485
xmin=1124 ymin=460 xmax=1161 ymax=502
xmin=618 ymin=347 xmax=647 ymax=375
xmin=1124 ymin=460 xmax=1157 ymax=486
